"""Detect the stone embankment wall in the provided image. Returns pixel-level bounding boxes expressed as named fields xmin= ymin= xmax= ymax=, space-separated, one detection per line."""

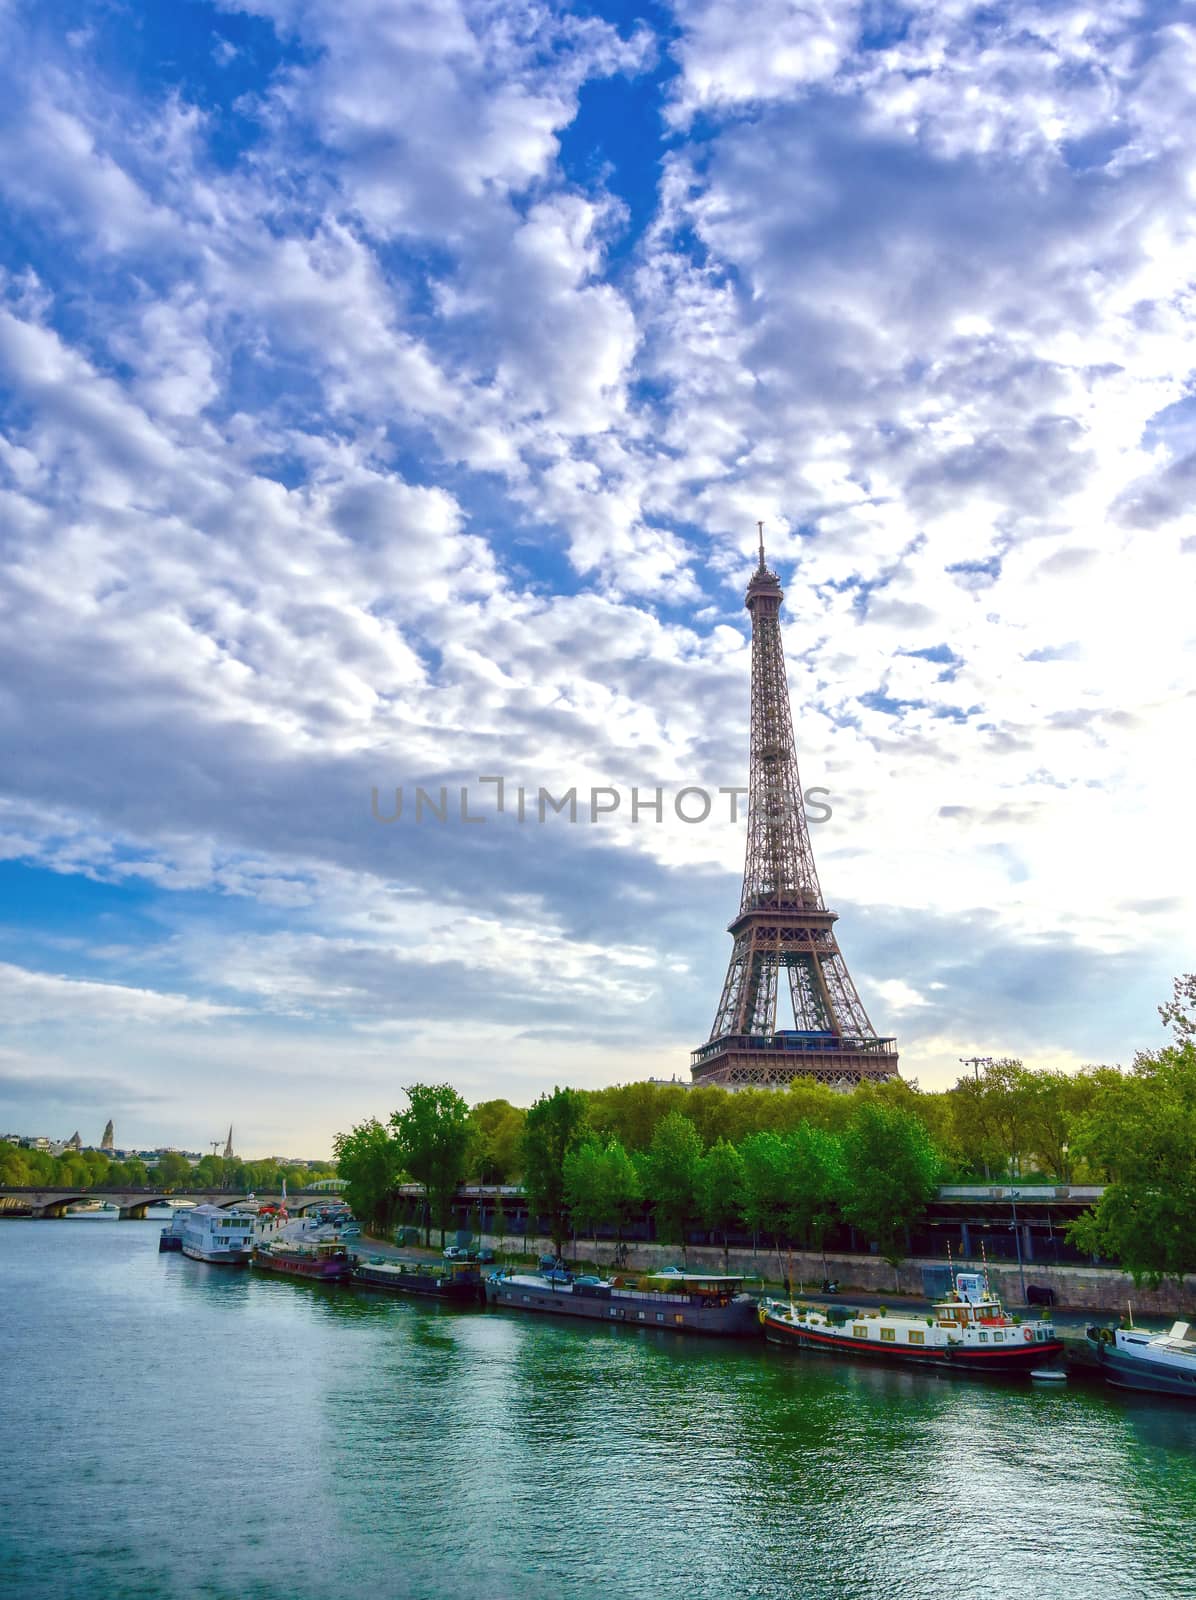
xmin=474 ymin=1233 xmax=1196 ymax=1316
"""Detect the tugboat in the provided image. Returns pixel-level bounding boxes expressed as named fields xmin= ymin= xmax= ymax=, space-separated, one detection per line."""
xmin=484 ymin=1263 xmax=760 ymax=1337
xmin=252 ymin=1237 xmax=354 ymax=1283
xmin=353 ymin=1256 xmax=485 ymax=1303
xmin=759 ymin=1270 xmax=1063 ymax=1372
xmin=1085 ymin=1319 xmax=1196 ymax=1397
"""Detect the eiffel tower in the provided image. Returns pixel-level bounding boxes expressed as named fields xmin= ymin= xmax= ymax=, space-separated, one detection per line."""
xmin=691 ymin=526 xmax=899 ymax=1089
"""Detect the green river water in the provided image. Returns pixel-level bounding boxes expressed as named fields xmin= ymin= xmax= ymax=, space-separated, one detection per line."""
xmin=2 ymin=1219 xmax=1194 ymax=1600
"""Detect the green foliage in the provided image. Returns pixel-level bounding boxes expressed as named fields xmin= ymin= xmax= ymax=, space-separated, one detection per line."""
xmin=695 ymin=1139 xmax=746 ymax=1267
xmin=1068 ymin=1043 xmax=1196 ymax=1286
xmin=0 ymin=1145 xmax=33 ymax=1185
xmin=784 ymin=1123 xmax=847 ymax=1253
xmin=840 ymin=1101 xmax=941 ymax=1266
xmin=1159 ymin=974 xmax=1196 ymax=1042
xmin=563 ymin=1137 xmax=642 ymax=1248
xmin=150 ymin=1151 xmax=192 ymax=1189
xmin=390 ymin=1084 xmax=475 ymax=1247
xmin=521 ymin=1086 xmax=590 ymax=1255
xmin=333 ymin=1117 xmax=402 ymax=1232
xmin=192 ymin=1154 xmax=227 ymax=1189
xmin=471 ymin=1099 xmax=527 ymax=1183
xmin=739 ymin=1130 xmax=796 ymax=1242
xmin=639 ymin=1111 xmax=702 ymax=1246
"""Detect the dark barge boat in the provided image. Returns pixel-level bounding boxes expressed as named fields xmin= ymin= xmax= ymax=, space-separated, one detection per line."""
xmin=484 ymin=1267 xmax=760 ymax=1337
xmin=353 ymin=1256 xmax=484 ymax=1303
xmin=252 ymin=1238 xmax=354 ymax=1283
xmin=1085 ymin=1320 xmax=1196 ymax=1397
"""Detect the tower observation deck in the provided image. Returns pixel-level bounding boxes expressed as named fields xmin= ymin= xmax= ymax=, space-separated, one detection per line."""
xmin=691 ymin=528 xmax=898 ymax=1090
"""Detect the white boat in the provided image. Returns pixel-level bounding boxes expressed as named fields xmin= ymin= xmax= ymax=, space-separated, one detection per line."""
xmin=760 ymin=1270 xmax=1063 ymax=1372
xmin=1085 ymin=1320 xmax=1196 ymax=1398
xmin=180 ymin=1204 xmax=256 ymax=1265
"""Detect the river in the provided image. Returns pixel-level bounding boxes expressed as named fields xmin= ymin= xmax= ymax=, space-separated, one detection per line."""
xmin=2 ymin=1218 xmax=1194 ymax=1600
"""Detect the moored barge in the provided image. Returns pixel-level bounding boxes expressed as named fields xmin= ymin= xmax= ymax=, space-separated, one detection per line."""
xmin=485 ymin=1267 xmax=760 ymax=1337
xmin=252 ymin=1238 xmax=354 ymax=1283
xmin=180 ymin=1205 xmax=255 ymax=1265
xmin=353 ymin=1256 xmax=484 ymax=1303
xmin=760 ymin=1270 xmax=1063 ymax=1372
xmin=1085 ymin=1320 xmax=1196 ymax=1397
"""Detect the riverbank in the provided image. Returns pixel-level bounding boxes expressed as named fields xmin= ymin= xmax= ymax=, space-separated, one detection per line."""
xmin=366 ymin=1230 xmax=1196 ymax=1317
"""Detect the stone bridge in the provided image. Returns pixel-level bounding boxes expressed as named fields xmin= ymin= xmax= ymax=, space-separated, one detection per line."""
xmin=0 ymin=1186 xmax=337 ymax=1220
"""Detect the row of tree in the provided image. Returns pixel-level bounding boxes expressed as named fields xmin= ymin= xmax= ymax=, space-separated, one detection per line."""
xmin=334 ymin=977 xmax=1196 ymax=1287
xmin=334 ymin=1083 xmax=942 ymax=1270
xmin=0 ymin=1143 xmax=337 ymax=1195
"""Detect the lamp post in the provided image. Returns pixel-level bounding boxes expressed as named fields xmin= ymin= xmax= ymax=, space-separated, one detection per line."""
xmin=1010 ymin=1189 xmax=1027 ymax=1305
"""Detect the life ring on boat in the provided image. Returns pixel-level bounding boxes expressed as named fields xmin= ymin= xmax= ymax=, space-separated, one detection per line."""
xmin=1023 ymin=1328 xmax=1034 ymax=1342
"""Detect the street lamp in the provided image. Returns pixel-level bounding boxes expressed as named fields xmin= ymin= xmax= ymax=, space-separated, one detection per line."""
xmin=1010 ymin=1189 xmax=1027 ymax=1305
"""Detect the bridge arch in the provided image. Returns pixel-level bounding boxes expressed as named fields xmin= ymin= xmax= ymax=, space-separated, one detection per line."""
xmin=37 ymin=1192 xmax=93 ymax=1219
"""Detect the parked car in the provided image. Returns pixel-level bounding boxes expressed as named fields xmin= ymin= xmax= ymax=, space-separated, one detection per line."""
xmin=443 ymin=1245 xmax=468 ymax=1260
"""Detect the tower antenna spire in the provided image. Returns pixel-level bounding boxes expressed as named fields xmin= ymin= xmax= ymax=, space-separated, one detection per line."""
xmin=757 ymin=519 xmax=765 ymax=569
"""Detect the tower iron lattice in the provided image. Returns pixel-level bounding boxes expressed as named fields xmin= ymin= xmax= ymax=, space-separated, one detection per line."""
xmin=691 ymin=527 xmax=898 ymax=1090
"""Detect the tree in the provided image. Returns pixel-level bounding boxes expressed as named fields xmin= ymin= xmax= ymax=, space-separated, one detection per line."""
xmin=1159 ymin=973 xmax=1196 ymax=1041
xmin=948 ymin=1059 xmax=1030 ymax=1179
xmin=192 ymin=1154 xmax=226 ymax=1190
xmin=564 ymin=1137 xmax=643 ymax=1259
xmin=390 ymin=1083 xmax=475 ymax=1248
xmin=840 ymin=1101 xmax=941 ymax=1273
xmin=471 ymin=1099 xmax=527 ymax=1183
xmin=1068 ymin=1043 xmax=1196 ymax=1285
xmin=640 ymin=1110 xmax=702 ymax=1251
xmin=1021 ymin=1069 xmax=1099 ymax=1181
xmin=695 ymin=1139 xmax=745 ymax=1269
xmin=0 ymin=1146 xmax=32 ymax=1185
xmin=333 ymin=1117 xmax=403 ymax=1233
xmin=784 ymin=1123 xmax=846 ymax=1268
xmin=563 ymin=1138 xmax=606 ymax=1254
xmin=739 ymin=1131 xmax=797 ymax=1284
xmin=150 ymin=1151 xmax=192 ymax=1190
xmin=521 ymin=1086 xmax=589 ymax=1257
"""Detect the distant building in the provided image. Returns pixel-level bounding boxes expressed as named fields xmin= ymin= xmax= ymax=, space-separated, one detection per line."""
xmin=101 ymin=1120 xmax=114 ymax=1152
xmin=66 ymin=1132 xmax=82 ymax=1152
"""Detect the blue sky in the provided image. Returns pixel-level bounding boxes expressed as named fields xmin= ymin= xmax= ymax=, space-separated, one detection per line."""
xmin=0 ymin=0 xmax=1193 ymax=1155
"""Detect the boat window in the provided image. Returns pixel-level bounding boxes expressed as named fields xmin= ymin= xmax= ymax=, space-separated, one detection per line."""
xmin=853 ymin=1325 xmax=867 ymax=1338
xmin=994 ymin=1331 xmax=1004 ymax=1342
xmin=908 ymin=1331 xmax=925 ymax=1345
xmin=978 ymin=1332 xmax=988 ymax=1343
xmin=656 ymin=1313 xmax=665 ymax=1322
xmin=674 ymin=1315 xmax=684 ymax=1325
xmin=880 ymin=1328 xmax=895 ymax=1342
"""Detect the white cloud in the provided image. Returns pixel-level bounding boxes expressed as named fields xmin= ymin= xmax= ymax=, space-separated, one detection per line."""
xmin=0 ymin=963 xmax=242 ymax=1026
xmin=0 ymin=0 xmax=1192 ymax=1145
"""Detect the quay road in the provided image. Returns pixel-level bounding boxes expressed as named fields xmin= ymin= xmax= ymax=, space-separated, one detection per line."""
xmin=0 ymin=1184 xmax=338 ymax=1219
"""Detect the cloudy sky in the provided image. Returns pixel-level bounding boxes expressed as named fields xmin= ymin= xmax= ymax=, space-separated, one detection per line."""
xmin=0 ymin=0 xmax=1192 ymax=1156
